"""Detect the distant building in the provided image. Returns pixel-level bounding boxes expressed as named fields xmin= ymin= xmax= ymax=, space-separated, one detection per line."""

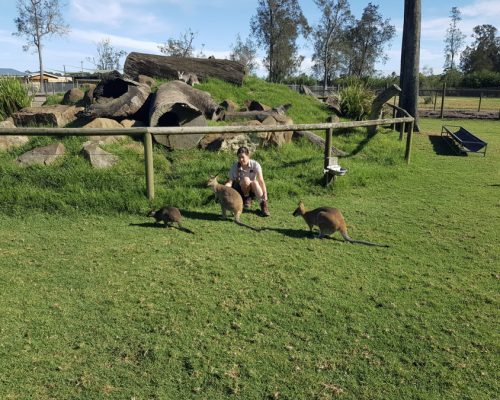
xmin=28 ymin=72 xmax=72 ymax=83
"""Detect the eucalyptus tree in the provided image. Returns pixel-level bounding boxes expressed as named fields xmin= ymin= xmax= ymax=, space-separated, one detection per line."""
xmin=460 ymin=24 xmax=500 ymax=73
xmin=444 ymin=7 xmax=466 ymax=71
xmin=343 ymin=2 xmax=395 ymax=77
xmin=88 ymin=38 xmax=127 ymax=71
xmin=229 ymin=34 xmax=258 ymax=75
xmin=158 ymin=28 xmax=197 ymax=57
xmin=312 ymin=0 xmax=353 ymax=90
xmin=13 ymin=0 xmax=69 ymax=93
xmin=251 ymin=0 xmax=310 ymax=82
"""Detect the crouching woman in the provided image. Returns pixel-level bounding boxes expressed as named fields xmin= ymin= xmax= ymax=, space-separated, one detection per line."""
xmin=225 ymin=146 xmax=270 ymax=216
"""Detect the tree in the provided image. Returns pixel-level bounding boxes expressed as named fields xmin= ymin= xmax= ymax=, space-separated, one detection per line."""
xmin=343 ymin=3 xmax=395 ymax=77
xmin=251 ymin=0 xmax=310 ymax=82
xmin=87 ymin=38 xmax=127 ymax=71
xmin=13 ymin=0 xmax=69 ymax=93
xmin=399 ymin=0 xmax=421 ymax=131
xmin=460 ymin=24 xmax=500 ymax=73
xmin=229 ymin=34 xmax=258 ymax=75
xmin=443 ymin=7 xmax=466 ymax=71
xmin=158 ymin=28 xmax=197 ymax=57
xmin=312 ymin=0 xmax=353 ymax=91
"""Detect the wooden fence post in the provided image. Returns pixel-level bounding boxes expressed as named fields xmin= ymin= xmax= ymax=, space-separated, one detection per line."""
xmin=405 ymin=121 xmax=414 ymax=164
xmin=323 ymin=116 xmax=334 ymax=186
xmin=440 ymin=82 xmax=446 ymax=119
xmin=478 ymin=92 xmax=483 ymax=112
xmin=144 ymin=131 xmax=154 ymax=200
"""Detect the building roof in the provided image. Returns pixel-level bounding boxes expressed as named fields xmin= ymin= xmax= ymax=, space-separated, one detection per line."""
xmin=0 ymin=68 xmax=26 ymax=76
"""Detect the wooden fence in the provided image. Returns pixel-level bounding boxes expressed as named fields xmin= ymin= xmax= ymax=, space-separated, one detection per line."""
xmin=0 ymin=116 xmax=414 ymax=200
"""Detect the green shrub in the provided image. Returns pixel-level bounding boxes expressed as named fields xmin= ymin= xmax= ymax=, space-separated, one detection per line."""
xmin=43 ymin=93 xmax=64 ymax=106
xmin=339 ymin=81 xmax=374 ymax=120
xmin=0 ymin=77 xmax=32 ymax=120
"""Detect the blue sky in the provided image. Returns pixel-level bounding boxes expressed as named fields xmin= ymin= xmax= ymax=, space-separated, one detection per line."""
xmin=1 ymin=0 xmax=499 ymax=77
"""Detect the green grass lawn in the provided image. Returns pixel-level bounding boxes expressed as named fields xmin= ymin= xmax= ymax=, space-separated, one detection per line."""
xmin=0 ymin=112 xmax=499 ymax=399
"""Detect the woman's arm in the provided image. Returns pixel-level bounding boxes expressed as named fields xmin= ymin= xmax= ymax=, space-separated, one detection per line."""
xmin=257 ymin=172 xmax=267 ymax=201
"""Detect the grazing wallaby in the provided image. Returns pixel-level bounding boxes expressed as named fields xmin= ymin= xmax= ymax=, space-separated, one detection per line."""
xmin=292 ymin=200 xmax=389 ymax=247
xmin=147 ymin=206 xmax=194 ymax=234
xmin=177 ymin=71 xmax=200 ymax=86
xmin=207 ymin=175 xmax=260 ymax=232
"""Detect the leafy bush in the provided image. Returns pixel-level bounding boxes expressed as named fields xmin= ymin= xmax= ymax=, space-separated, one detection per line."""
xmin=0 ymin=77 xmax=32 ymax=120
xmin=461 ymin=71 xmax=500 ymax=88
xmin=339 ymin=81 xmax=374 ymax=120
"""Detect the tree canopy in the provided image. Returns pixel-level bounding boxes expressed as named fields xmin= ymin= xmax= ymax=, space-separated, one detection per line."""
xmin=460 ymin=24 xmax=500 ymax=73
xmin=251 ymin=0 xmax=310 ymax=82
xmin=13 ymin=0 xmax=69 ymax=93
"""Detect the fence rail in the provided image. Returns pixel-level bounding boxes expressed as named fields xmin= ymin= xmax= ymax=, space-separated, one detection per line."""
xmin=0 ymin=116 xmax=414 ymax=199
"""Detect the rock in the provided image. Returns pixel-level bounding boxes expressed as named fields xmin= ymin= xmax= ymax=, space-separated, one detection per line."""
xmin=81 ymin=84 xmax=96 ymax=107
xmin=81 ymin=142 xmax=119 ymax=169
xmin=257 ymin=116 xmax=294 ymax=147
xmin=324 ymin=95 xmax=342 ymax=116
xmin=0 ymin=116 xmax=29 ymax=151
xmin=245 ymin=100 xmax=271 ymax=111
xmin=120 ymin=119 xmax=146 ymax=128
xmin=138 ymin=74 xmax=156 ymax=87
xmin=62 ymin=88 xmax=85 ymax=105
xmin=84 ymin=118 xmax=124 ymax=129
xmin=12 ymin=105 xmax=83 ymax=128
xmin=17 ymin=143 xmax=65 ymax=166
xmin=220 ymin=99 xmax=239 ymax=112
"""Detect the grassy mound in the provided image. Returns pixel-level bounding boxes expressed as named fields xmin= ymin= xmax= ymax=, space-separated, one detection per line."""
xmin=0 ymin=76 xmax=407 ymax=215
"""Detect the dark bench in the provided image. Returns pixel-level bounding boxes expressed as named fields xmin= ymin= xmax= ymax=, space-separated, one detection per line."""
xmin=441 ymin=125 xmax=488 ymax=156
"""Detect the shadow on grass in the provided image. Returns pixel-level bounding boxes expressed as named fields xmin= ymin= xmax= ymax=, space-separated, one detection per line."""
xmin=428 ymin=135 xmax=466 ymax=156
xmin=129 ymin=222 xmax=167 ymax=229
xmin=179 ymin=209 xmax=224 ymax=221
xmin=260 ymin=226 xmax=314 ymax=239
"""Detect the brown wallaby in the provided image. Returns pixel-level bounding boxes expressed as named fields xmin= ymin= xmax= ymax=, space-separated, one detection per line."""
xmin=207 ymin=175 xmax=260 ymax=232
xmin=292 ymin=200 xmax=389 ymax=247
xmin=147 ymin=206 xmax=194 ymax=234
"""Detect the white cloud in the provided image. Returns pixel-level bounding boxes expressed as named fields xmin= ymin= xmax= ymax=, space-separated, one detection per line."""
xmin=461 ymin=0 xmax=500 ymax=18
xmin=70 ymin=29 xmax=162 ymax=53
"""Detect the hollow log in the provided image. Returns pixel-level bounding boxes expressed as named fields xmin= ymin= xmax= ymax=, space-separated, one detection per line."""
xmin=124 ymin=52 xmax=246 ymax=85
xmin=292 ymin=130 xmax=349 ymax=157
xmin=149 ymin=81 xmax=223 ymax=149
xmin=82 ymin=71 xmax=151 ymax=120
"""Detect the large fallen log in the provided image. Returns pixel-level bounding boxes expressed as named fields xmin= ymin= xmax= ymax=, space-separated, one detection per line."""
xmin=292 ymin=130 xmax=349 ymax=157
xmin=124 ymin=52 xmax=246 ymax=85
xmin=81 ymin=71 xmax=151 ymax=120
xmin=149 ymin=80 xmax=223 ymax=149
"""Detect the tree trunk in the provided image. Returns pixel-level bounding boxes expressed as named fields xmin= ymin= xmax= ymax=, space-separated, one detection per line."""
xmin=123 ymin=52 xmax=246 ymax=85
xmin=399 ymin=0 xmax=421 ymax=132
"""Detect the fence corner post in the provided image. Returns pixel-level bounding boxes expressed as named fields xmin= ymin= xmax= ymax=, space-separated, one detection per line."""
xmin=323 ymin=115 xmax=335 ymax=186
xmin=144 ymin=130 xmax=154 ymax=200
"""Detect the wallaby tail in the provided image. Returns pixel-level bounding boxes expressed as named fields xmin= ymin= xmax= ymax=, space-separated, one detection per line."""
xmin=234 ymin=220 xmax=261 ymax=232
xmin=341 ymin=231 xmax=389 ymax=247
xmin=177 ymin=226 xmax=195 ymax=235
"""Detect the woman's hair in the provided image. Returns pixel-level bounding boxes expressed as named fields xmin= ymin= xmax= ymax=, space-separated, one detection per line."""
xmin=236 ymin=146 xmax=249 ymax=156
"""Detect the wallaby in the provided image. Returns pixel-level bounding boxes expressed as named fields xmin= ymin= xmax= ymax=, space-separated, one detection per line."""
xmin=147 ymin=206 xmax=194 ymax=234
xmin=292 ymin=200 xmax=389 ymax=247
xmin=207 ymin=175 xmax=260 ymax=232
xmin=177 ymin=71 xmax=200 ymax=86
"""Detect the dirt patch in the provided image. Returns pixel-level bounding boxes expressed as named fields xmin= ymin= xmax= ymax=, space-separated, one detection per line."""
xmin=419 ymin=109 xmax=499 ymax=120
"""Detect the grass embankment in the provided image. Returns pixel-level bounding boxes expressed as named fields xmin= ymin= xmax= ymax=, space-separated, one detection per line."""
xmin=0 ymin=77 xmax=498 ymax=399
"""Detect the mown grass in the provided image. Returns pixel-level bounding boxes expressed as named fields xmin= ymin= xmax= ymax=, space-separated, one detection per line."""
xmin=0 ymin=97 xmax=498 ymax=398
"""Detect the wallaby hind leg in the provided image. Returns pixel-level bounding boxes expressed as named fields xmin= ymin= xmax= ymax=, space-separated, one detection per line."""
xmin=220 ymin=206 xmax=227 ymax=219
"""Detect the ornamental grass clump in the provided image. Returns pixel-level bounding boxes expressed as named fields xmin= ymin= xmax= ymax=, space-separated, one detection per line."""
xmin=0 ymin=77 xmax=32 ymax=120
xmin=339 ymin=82 xmax=374 ymax=120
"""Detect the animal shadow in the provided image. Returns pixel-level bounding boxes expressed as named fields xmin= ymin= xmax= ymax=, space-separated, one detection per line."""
xmin=428 ymin=135 xmax=466 ymax=156
xmin=179 ymin=209 xmax=224 ymax=222
xmin=260 ymin=226 xmax=314 ymax=239
xmin=129 ymin=222 xmax=169 ymax=229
